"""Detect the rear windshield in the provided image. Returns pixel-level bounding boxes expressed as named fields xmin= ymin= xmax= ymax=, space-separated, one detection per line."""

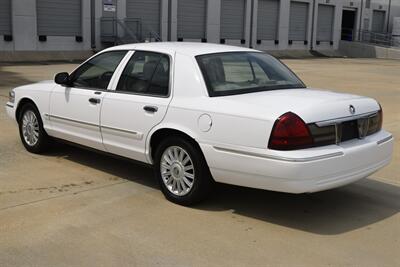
xmin=196 ymin=52 xmax=306 ymax=97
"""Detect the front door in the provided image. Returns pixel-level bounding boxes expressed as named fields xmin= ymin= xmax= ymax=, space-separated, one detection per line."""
xmin=49 ymin=51 xmax=127 ymax=150
xmin=101 ymin=51 xmax=172 ymax=162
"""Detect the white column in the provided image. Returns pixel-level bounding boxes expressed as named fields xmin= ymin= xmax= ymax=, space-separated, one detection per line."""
xmin=170 ymin=0 xmax=178 ymax=41
xmin=161 ymin=0 xmax=169 ymax=41
xmin=12 ymin=0 xmax=37 ymax=50
xmin=206 ymin=0 xmax=221 ymax=43
xmin=279 ymin=0 xmax=291 ymax=50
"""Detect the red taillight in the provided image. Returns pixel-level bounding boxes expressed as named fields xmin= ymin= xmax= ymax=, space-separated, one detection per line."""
xmin=268 ymin=112 xmax=313 ymax=150
xmin=378 ymin=106 xmax=383 ymax=130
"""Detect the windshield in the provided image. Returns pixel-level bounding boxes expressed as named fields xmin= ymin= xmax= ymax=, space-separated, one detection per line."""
xmin=196 ymin=52 xmax=306 ymax=97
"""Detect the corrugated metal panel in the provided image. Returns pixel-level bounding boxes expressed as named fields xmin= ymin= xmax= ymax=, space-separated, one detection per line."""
xmin=257 ymin=0 xmax=279 ymax=40
xmin=0 ymin=0 xmax=11 ymax=35
xmin=372 ymin=10 xmax=385 ymax=33
xmin=37 ymin=0 xmax=82 ymax=36
xmin=289 ymin=1 xmax=309 ymax=41
xmin=177 ymin=0 xmax=206 ymax=39
xmin=127 ymin=0 xmax=161 ymax=35
xmin=317 ymin=4 xmax=334 ymax=41
xmin=221 ymin=0 xmax=246 ymax=39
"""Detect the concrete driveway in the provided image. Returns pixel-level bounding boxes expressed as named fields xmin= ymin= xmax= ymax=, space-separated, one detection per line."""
xmin=0 ymin=58 xmax=399 ymax=266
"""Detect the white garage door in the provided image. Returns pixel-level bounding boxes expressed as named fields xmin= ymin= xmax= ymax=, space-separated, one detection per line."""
xmin=317 ymin=4 xmax=334 ymax=41
xmin=257 ymin=0 xmax=280 ymax=41
xmin=221 ymin=0 xmax=246 ymax=40
xmin=37 ymin=0 xmax=82 ymax=36
xmin=127 ymin=0 xmax=161 ymax=36
xmin=177 ymin=0 xmax=207 ymax=39
xmin=0 ymin=0 xmax=11 ymax=35
xmin=289 ymin=1 xmax=309 ymax=41
xmin=372 ymin=10 xmax=385 ymax=33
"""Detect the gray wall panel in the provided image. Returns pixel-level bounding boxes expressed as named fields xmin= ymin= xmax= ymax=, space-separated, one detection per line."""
xmin=317 ymin=4 xmax=334 ymax=41
xmin=127 ymin=0 xmax=161 ymax=35
xmin=0 ymin=0 xmax=11 ymax=35
xmin=177 ymin=0 xmax=206 ymax=39
xmin=372 ymin=10 xmax=385 ymax=32
xmin=221 ymin=0 xmax=246 ymax=39
xmin=37 ymin=0 xmax=82 ymax=36
xmin=257 ymin=0 xmax=279 ymax=40
xmin=289 ymin=1 xmax=309 ymax=41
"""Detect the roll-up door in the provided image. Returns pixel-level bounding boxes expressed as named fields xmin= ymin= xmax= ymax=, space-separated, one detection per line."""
xmin=221 ymin=0 xmax=246 ymax=40
xmin=177 ymin=0 xmax=206 ymax=39
xmin=289 ymin=1 xmax=309 ymax=41
xmin=372 ymin=10 xmax=385 ymax=32
xmin=37 ymin=0 xmax=82 ymax=36
xmin=317 ymin=4 xmax=334 ymax=41
xmin=0 ymin=0 xmax=11 ymax=35
xmin=127 ymin=0 xmax=161 ymax=36
xmin=257 ymin=0 xmax=279 ymax=40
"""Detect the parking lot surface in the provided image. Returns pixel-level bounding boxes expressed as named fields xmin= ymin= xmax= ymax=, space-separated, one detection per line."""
xmin=0 ymin=58 xmax=399 ymax=266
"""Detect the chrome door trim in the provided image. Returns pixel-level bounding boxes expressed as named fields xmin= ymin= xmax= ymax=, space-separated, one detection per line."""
xmin=213 ymin=146 xmax=344 ymax=162
xmin=45 ymin=113 xmax=98 ymax=128
xmin=101 ymin=125 xmax=144 ymax=140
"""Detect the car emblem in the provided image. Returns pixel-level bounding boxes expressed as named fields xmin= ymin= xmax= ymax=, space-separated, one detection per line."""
xmin=349 ymin=105 xmax=356 ymax=115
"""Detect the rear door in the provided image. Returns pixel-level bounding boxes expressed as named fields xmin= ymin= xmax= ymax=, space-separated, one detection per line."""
xmin=100 ymin=51 xmax=172 ymax=162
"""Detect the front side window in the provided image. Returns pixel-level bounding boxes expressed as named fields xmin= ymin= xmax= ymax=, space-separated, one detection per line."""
xmin=196 ymin=52 xmax=305 ymax=97
xmin=70 ymin=51 xmax=127 ymax=90
xmin=116 ymin=51 xmax=170 ymax=96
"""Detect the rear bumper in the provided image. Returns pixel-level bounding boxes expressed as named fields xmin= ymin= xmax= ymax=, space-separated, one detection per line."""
xmin=200 ymin=130 xmax=394 ymax=193
xmin=5 ymin=102 xmax=15 ymax=121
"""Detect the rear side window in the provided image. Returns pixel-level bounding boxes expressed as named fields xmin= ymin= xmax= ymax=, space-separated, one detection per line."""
xmin=116 ymin=51 xmax=170 ymax=96
xmin=70 ymin=51 xmax=127 ymax=90
xmin=196 ymin=52 xmax=305 ymax=97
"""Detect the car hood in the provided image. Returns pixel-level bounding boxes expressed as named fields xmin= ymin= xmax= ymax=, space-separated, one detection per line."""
xmin=210 ymin=88 xmax=380 ymax=123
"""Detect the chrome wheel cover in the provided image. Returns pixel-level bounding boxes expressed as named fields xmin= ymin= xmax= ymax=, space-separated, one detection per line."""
xmin=160 ymin=146 xmax=195 ymax=196
xmin=22 ymin=110 xmax=39 ymax=146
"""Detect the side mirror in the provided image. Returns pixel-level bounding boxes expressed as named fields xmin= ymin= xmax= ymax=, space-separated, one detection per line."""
xmin=54 ymin=72 xmax=70 ymax=85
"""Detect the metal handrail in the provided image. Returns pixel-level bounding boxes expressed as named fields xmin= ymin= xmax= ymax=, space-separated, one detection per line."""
xmin=116 ymin=19 xmax=140 ymax=43
xmin=358 ymin=29 xmax=399 ymax=48
xmin=100 ymin=17 xmax=162 ymax=44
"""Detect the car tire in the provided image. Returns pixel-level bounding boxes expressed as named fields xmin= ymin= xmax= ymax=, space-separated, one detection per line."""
xmin=18 ymin=103 xmax=50 ymax=154
xmin=154 ymin=136 xmax=214 ymax=206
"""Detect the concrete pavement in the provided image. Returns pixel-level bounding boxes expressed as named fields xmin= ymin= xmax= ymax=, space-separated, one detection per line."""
xmin=0 ymin=59 xmax=399 ymax=266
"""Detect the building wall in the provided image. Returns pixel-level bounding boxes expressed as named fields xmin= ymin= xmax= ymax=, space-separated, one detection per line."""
xmin=0 ymin=0 xmax=399 ymax=54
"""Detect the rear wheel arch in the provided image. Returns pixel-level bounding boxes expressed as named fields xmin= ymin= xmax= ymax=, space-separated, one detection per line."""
xmin=148 ymin=128 xmax=202 ymax=163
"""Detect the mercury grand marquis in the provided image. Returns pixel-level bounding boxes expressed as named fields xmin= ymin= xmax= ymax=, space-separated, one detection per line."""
xmin=6 ymin=43 xmax=394 ymax=205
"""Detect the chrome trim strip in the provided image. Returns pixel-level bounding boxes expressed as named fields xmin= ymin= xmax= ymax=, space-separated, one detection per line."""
xmin=377 ymin=135 xmax=393 ymax=145
xmin=46 ymin=113 xmax=143 ymax=139
xmin=315 ymin=111 xmax=378 ymax=127
xmin=6 ymin=103 xmax=14 ymax=108
xmin=47 ymin=114 xmax=98 ymax=128
xmin=101 ymin=125 xmax=143 ymax=139
xmin=101 ymin=125 xmax=138 ymax=135
xmin=213 ymin=146 xmax=344 ymax=162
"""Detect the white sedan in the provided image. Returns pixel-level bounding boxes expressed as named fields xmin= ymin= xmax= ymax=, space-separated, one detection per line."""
xmin=6 ymin=43 xmax=394 ymax=205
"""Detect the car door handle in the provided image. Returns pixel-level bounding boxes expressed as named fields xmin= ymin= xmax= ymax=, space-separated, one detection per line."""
xmin=89 ymin=98 xmax=101 ymax=104
xmin=143 ymin=105 xmax=158 ymax=113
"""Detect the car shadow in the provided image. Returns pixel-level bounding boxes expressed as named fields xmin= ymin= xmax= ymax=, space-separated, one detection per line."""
xmin=45 ymin=142 xmax=400 ymax=236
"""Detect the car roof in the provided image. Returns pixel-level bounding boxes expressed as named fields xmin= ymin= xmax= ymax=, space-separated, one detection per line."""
xmin=103 ymin=42 xmax=259 ymax=57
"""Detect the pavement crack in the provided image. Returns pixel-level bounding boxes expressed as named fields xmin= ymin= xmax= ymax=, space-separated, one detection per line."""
xmin=0 ymin=181 xmax=129 ymax=212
